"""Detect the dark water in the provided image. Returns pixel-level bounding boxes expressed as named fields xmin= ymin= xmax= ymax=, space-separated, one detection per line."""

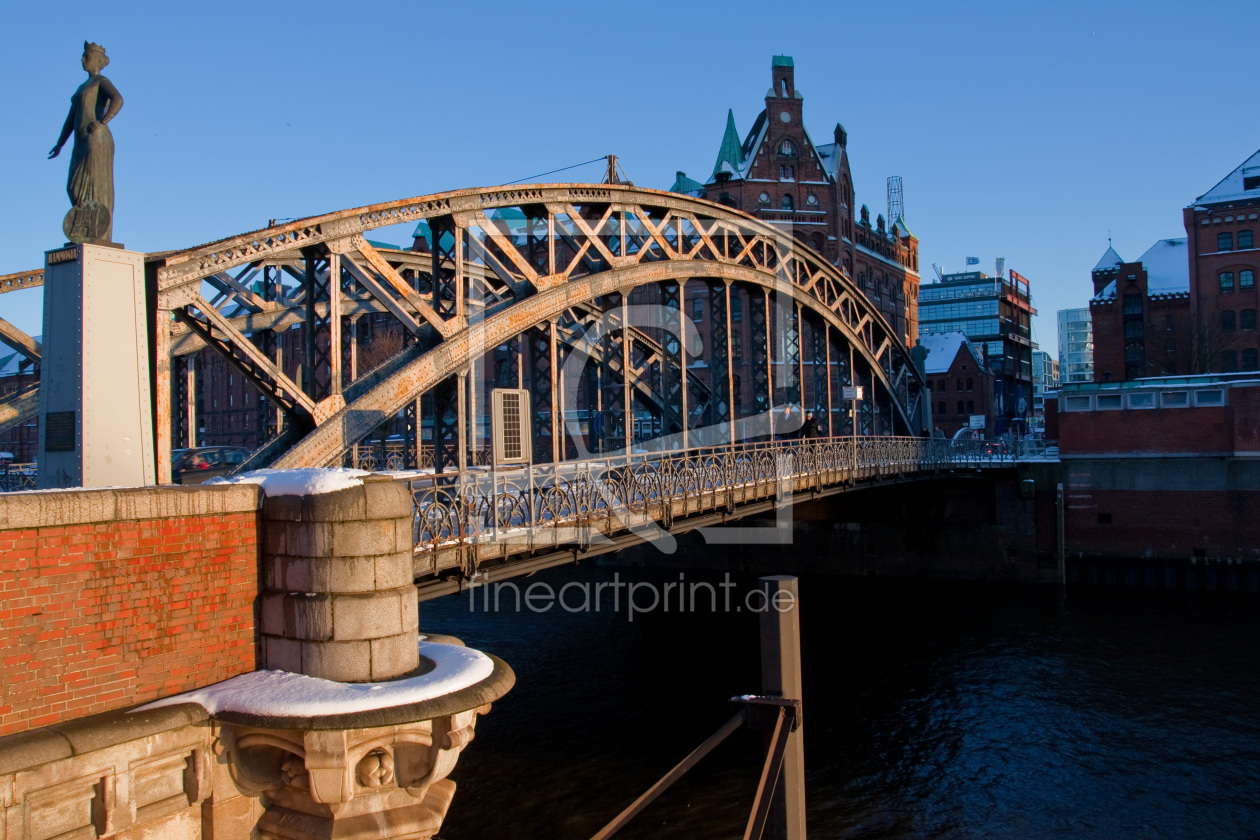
xmin=424 ymin=565 xmax=1260 ymax=840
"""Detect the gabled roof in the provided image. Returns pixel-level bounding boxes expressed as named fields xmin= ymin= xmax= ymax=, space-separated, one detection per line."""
xmin=669 ymin=171 xmax=706 ymax=196
xmin=1092 ymin=245 xmax=1124 ymax=272
xmin=918 ymin=331 xmax=984 ymax=375
xmin=1136 ymin=238 xmax=1189 ymax=294
xmin=711 ymin=109 xmax=745 ymax=180
xmin=1193 ymin=147 xmax=1260 ymax=206
xmin=893 ymin=215 xmax=913 ymax=238
xmin=1091 ymin=237 xmax=1188 ymax=301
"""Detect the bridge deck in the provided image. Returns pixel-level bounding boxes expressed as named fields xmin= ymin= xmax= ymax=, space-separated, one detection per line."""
xmin=404 ymin=436 xmax=1037 ymax=599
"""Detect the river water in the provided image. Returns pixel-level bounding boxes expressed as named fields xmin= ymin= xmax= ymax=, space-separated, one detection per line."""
xmin=425 ymin=565 xmax=1260 ymax=840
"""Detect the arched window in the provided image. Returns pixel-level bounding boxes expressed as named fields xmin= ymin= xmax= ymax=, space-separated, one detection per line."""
xmin=778 ymin=139 xmax=798 ymax=157
xmin=781 ymin=194 xmax=794 ymax=211
xmin=1240 ymin=230 xmax=1254 ymax=249
xmin=1220 ymin=271 xmax=1235 ymax=292
xmin=956 ymin=379 xmax=964 ymax=391
xmin=938 ymin=380 xmax=946 ymax=392
xmin=938 ymin=401 xmax=946 ymax=415
xmin=1219 ymin=232 xmax=1234 ymax=251
xmin=966 ymin=378 xmax=973 ymax=391
xmin=1222 ymin=310 xmax=1236 ymax=332
xmin=1245 ymin=348 xmax=1259 ymax=370
xmin=967 ymin=400 xmax=975 ymax=414
xmin=1243 ymin=270 xmax=1255 ymax=289
xmin=1222 ymin=349 xmax=1239 ymax=372
xmin=1243 ymin=309 xmax=1256 ymax=330
xmin=956 ymin=401 xmax=965 ymax=415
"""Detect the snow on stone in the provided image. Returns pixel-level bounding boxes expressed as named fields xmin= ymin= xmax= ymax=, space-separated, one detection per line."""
xmin=208 ymin=467 xmax=370 ymax=497
xmin=137 ymin=641 xmax=494 ymax=718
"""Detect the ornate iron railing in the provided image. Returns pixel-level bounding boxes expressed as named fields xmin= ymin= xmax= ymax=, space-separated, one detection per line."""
xmin=400 ymin=435 xmax=1033 ymax=555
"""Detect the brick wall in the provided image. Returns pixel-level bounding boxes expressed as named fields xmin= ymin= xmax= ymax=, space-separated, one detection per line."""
xmin=1058 ymin=404 xmax=1235 ymax=455
xmin=0 ymin=484 xmax=261 ymax=737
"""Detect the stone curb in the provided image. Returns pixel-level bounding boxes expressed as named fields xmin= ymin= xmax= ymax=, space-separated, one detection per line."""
xmin=0 ymin=484 xmax=261 ymax=529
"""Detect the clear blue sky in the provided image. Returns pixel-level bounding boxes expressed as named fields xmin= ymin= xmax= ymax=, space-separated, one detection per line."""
xmin=3 ymin=0 xmax=1259 ymax=357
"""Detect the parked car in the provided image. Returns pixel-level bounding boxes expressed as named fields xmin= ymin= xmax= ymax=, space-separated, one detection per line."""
xmin=172 ymin=446 xmax=251 ymax=484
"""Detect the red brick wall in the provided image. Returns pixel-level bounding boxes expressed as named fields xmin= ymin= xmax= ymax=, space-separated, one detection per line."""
xmin=1059 ymin=405 xmax=1234 ymax=455
xmin=0 ymin=489 xmax=260 ymax=736
xmin=1066 ymin=488 xmax=1260 ymax=560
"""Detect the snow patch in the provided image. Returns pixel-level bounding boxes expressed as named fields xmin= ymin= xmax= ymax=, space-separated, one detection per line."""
xmin=208 ymin=467 xmax=370 ymax=497
xmin=137 ymin=641 xmax=493 ymax=718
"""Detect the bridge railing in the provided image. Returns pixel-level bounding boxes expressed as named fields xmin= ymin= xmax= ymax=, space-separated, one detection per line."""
xmin=398 ymin=435 xmax=1022 ymax=553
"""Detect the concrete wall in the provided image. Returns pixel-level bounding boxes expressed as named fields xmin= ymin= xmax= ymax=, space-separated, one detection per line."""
xmin=0 ymin=484 xmax=260 ymax=736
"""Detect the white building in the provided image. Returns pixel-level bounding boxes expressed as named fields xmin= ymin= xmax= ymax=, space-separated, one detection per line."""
xmin=1057 ymin=307 xmax=1093 ymax=384
xmin=1031 ymin=350 xmax=1059 ymax=417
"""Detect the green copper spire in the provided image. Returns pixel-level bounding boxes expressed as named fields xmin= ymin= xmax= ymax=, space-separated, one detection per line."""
xmin=711 ymin=109 xmax=745 ymax=179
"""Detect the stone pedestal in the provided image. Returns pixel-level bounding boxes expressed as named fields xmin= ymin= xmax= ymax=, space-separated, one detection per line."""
xmin=260 ymin=475 xmax=420 ymax=681
xmin=37 ymin=243 xmax=155 ymax=489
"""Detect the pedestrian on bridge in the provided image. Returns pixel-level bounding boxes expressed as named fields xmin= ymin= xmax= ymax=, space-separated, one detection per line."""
xmin=800 ymin=410 xmax=822 ymax=439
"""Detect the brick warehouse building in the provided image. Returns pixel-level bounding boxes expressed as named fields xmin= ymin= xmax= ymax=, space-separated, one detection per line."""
xmin=670 ymin=55 xmax=920 ymax=347
xmin=1091 ymin=147 xmax=1260 ymax=382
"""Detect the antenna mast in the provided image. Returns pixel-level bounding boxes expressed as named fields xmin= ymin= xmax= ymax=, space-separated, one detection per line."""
xmin=887 ymin=176 xmax=904 ymax=225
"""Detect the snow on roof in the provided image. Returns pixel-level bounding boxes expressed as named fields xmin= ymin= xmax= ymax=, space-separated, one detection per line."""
xmin=1092 ymin=245 xmax=1124 ymax=272
xmin=0 ymin=336 xmax=40 ymax=377
xmin=917 ymin=331 xmax=981 ymax=375
xmin=209 ymin=467 xmax=370 ymax=496
xmin=1194 ymin=147 xmax=1260 ymax=206
xmin=1137 ymin=238 xmax=1189 ymax=294
xmin=138 ymin=640 xmax=493 ymax=718
xmin=1091 ymin=238 xmax=1188 ymax=301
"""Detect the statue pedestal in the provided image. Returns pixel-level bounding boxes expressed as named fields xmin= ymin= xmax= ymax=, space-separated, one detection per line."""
xmin=37 ymin=243 xmax=155 ymax=489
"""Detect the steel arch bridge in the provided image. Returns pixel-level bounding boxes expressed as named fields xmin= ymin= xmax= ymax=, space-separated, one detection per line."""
xmin=0 ymin=184 xmax=929 ymax=483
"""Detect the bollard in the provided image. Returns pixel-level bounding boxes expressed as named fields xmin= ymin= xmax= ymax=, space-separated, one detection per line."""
xmin=759 ymin=575 xmax=807 ymax=840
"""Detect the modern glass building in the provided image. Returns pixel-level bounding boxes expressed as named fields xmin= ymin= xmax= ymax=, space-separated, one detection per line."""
xmin=1057 ymin=307 xmax=1094 ymax=384
xmin=918 ymin=269 xmax=1035 ymax=433
xmin=1031 ymin=349 xmax=1059 ymax=417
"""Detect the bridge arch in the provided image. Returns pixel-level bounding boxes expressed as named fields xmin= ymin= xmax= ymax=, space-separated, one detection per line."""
xmin=1 ymin=184 xmax=928 ymax=478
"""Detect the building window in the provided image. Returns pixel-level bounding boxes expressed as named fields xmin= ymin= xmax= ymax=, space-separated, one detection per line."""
xmin=691 ymin=297 xmax=703 ymax=322
xmin=778 ymin=139 xmax=797 ymax=157
xmin=967 ymin=400 xmax=975 ymax=414
xmin=937 ymin=401 xmax=946 ymax=415
xmin=1166 ymin=314 xmax=1175 ymax=330
xmin=956 ymin=401 xmax=965 ymax=415
xmin=1222 ymin=350 xmax=1239 ymax=372
xmin=1243 ymin=270 xmax=1255 ymax=290
xmin=1124 ymin=320 xmax=1144 ymax=340
xmin=731 ymin=295 xmax=742 ymax=322
xmin=966 ymin=378 xmax=973 ymax=390
xmin=1123 ymin=293 xmax=1142 ymax=315
xmin=938 ymin=380 xmax=946 ymax=392
xmin=1220 ymin=271 xmax=1235 ymax=292
xmin=1243 ymin=309 xmax=1257 ymax=331
xmin=781 ymin=194 xmax=794 ymax=211
xmin=1222 ymin=310 xmax=1237 ymax=332
xmin=1219 ymin=231 xmax=1234 ymax=251
xmin=1241 ymin=231 xmax=1254 ymax=249
xmin=1245 ymin=348 xmax=1259 ymax=370
xmin=1166 ymin=339 xmax=1176 ymax=355
xmin=732 ymin=330 xmax=743 ymax=361
xmin=956 ymin=379 xmax=964 ymax=391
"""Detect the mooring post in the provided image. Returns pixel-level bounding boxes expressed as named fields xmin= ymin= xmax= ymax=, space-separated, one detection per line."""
xmin=759 ymin=575 xmax=806 ymax=840
xmin=1056 ymin=482 xmax=1066 ymax=589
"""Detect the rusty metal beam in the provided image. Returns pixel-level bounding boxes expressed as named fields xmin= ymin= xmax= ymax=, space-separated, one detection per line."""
xmin=0 ymin=268 xmax=43 ymax=295
xmin=0 ymin=382 xmax=39 ymax=435
xmin=0 ymin=317 xmax=41 ymax=364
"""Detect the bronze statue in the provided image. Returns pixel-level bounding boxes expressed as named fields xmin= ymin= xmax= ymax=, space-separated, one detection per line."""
xmin=49 ymin=42 xmax=123 ymax=244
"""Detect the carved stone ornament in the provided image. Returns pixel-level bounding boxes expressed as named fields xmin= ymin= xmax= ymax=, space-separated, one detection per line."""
xmin=216 ymin=706 xmax=485 ymax=840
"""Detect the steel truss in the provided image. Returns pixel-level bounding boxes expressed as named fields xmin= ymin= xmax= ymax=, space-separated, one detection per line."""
xmin=3 ymin=185 xmax=928 ymax=475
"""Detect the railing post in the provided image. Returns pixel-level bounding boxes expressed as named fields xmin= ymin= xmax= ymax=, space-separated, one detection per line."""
xmin=759 ymin=576 xmax=806 ymax=840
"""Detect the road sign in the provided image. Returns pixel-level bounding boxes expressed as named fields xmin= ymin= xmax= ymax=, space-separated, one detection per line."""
xmin=843 ymin=386 xmax=863 ymax=401
xmin=969 ymin=414 xmax=985 ymax=430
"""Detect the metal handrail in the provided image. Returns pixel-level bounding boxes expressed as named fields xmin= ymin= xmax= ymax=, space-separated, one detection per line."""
xmin=400 ymin=435 xmax=1036 ymax=551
